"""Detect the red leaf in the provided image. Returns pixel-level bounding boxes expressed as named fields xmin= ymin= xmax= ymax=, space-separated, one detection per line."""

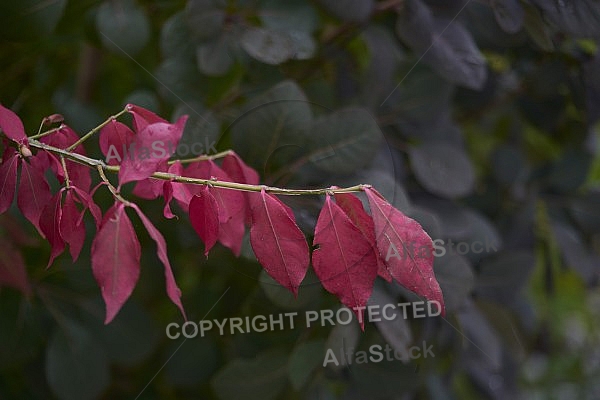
xmin=91 ymin=203 xmax=141 ymax=324
xmin=118 ymin=117 xmax=187 ymax=186
xmin=365 ymin=188 xmax=445 ymax=315
xmin=249 ymin=189 xmax=309 ymax=295
xmin=162 ymin=182 xmax=176 ymax=219
xmin=130 ymin=204 xmax=186 ymax=320
xmin=0 ymin=240 xmax=31 ymax=297
xmin=40 ymin=126 xmax=92 ymax=191
xmin=206 ymin=161 xmax=244 ymax=222
xmin=222 ymin=152 xmax=260 ymax=185
xmin=99 ymin=120 xmax=134 ymax=166
xmin=186 ymin=160 xmax=246 ymax=255
xmin=189 ymin=186 xmax=220 ymax=256
xmin=0 ymin=103 xmax=27 ymax=144
xmin=222 ymin=152 xmax=260 ymax=225
xmin=72 ymin=186 xmax=102 ymax=229
xmin=60 ymin=190 xmax=86 ymax=261
xmin=312 ymin=195 xmax=378 ymax=329
xmin=334 ymin=192 xmax=392 ymax=282
xmin=17 ymin=159 xmax=52 ymax=236
xmin=217 ymin=211 xmax=245 ymax=257
xmin=126 ymin=104 xmax=168 ymax=132
xmin=39 ymin=191 xmax=65 ymax=268
xmin=132 ymin=161 xmax=169 ymax=200
xmin=168 ymin=161 xmax=194 ymax=211
xmin=0 ymin=152 xmax=19 ymax=214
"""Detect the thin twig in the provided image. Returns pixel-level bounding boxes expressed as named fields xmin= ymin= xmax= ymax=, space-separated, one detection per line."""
xmin=66 ymin=108 xmax=128 ymax=151
xmin=27 ymin=139 xmax=371 ymax=196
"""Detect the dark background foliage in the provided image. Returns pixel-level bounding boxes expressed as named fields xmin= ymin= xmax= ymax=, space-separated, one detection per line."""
xmin=1 ymin=0 xmax=600 ymax=399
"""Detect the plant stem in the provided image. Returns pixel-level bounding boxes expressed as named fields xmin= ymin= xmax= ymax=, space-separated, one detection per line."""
xmin=28 ymin=139 xmax=371 ymax=196
xmin=168 ymin=150 xmax=233 ymax=165
xmin=66 ymin=107 xmax=128 ymax=151
xmin=59 ymin=156 xmax=71 ymax=188
xmin=30 ymin=125 xmax=64 ymax=140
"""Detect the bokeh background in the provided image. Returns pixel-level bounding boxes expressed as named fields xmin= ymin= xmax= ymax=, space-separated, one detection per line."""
xmin=2 ymin=0 xmax=600 ymax=399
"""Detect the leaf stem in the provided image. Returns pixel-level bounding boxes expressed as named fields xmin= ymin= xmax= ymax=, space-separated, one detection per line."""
xmin=168 ymin=150 xmax=233 ymax=165
xmin=66 ymin=107 xmax=128 ymax=151
xmin=29 ymin=125 xmax=64 ymax=140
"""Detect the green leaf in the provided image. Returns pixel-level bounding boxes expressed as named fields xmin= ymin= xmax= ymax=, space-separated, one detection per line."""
xmin=45 ymin=320 xmax=110 ymax=400
xmin=287 ymin=31 xmax=317 ymax=60
xmin=523 ymin=4 xmax=555 ymax=51
xmin=0 ymin=295 xmax=45 ymax=369
xmin=96 ymin=0 xmax=150 ymax=56
xmin=316 ymin=0 xmax=374 ymax=22
xmin=530 ymin=0 xmax=600 ymax=38
xmin=173 ymin=101 xmax=221 ymax=153
xmin=186 ymin=0 xmax=226 ymax=41
xmin=155 ymin=58 xmax=204 ymax=104
xmin=352 ymin=354 xmax=420 ymax=396
xmin=161 ymin=11 xmax=196 ymax=59
xmin=475 ymin=251 xmax=535 ymax=303
xmin=324 ymin=319 xmax=360 ymax=370
xmin=211 ymin=349 xmax=288 ymax=400
xmin=396 ymin=3 xmax=487 ymax=89
xmin=306 ymin=107 xmax=381 ymax=174
xmin=259 ymin=269 xmax=322 ymax=310
xmin=369 ymin=284 xmax=412 ymax=354
xmin=196 ymin=35 xmax=235 ymax=76
xmin=409 ymin=141 xmax=476 ymax=199
xmin=124 ymin=89 xmax=160 ymax=113
xmin=241 ymin=27 xmax=295 ymax=65
xmin=288 ymin=339 xmax=325 ymax=390
xmin=94 ymin=301 xmax=161 ymax=367
xmin=231 ymin=80 xmax=313 ymax=170
xmin=259 ymin=0 xmax=319 ymax=33
xmin=0 ymin=0 xmax=67 ymax=41
xmin=456 ymin=300 xmax=503 ymax=370
xmin=165 ymin=336 xmax=220 ymax=387
xmin=434 ymin=253 xmax=474 ymax=312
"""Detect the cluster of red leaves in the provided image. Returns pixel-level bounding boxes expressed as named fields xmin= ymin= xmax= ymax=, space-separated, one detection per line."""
xmin=0 ymin=103 xmax=444 ymax=327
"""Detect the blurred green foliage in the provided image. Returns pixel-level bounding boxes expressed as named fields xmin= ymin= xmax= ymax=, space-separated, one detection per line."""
xmin=2 ymin=0 xmax=600 ymax=399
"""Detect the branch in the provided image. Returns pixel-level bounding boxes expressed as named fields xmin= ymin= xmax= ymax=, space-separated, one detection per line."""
xmin=27 ymin=139 xmax=371 ymax=196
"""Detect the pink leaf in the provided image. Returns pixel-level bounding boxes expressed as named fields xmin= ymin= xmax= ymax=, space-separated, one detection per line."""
xmin=99 ymin=120 xmax=134 ymax=166
xmin=312 ymin=195 xmax=378 ymax=329
xmin=365 ymin=188 xmax=445 ymax=315
xmin=0 ymin=152 xmax=19 ymax=214
xmin=334 ymin=192 xmax=392 ymax=282
xmin=217 ymin=211 xmax=246 ymax=257
xmin=126 ymin=104 xmax=168 ymax=132
xmin=222 ymin=152 xmax=260 ymax=225
xmin=91 ymin=203 xmax=141 ymax=324
xmin=17 ymin=159 xmax=52 ymax=237
xmin=130 ymin=204 xmax=186 ymax=320
xmin=249 ymin=189 xmax=310 ymax=295
xmin=168 ymin=161 xmax=194 ymax=211
xmin=0 ymin=103 xmax=27 ymax=144
xmin=118 ymin=117 xmax=187 ymax=186
xmin=72 ymin=186 xmax=102 ymax=229
xmin=162 ymin=182 xmax=176 ymax=219
xmin=189 ymin=186 xmax=220 ymax=256
xmin=132 ymin=161 xmax=169 ymax=200
xmin=185 ymin=160 xmax=246 ymax=255
xmin=40 ymin=126 xmax=92 ymax=191
xmin=39 ymin=191 xmax=65 ymax=268
xmin=221 ymin=152 xmax=260 ymax=185
xmin=60 ymin=190 xmax=86 ymax=261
